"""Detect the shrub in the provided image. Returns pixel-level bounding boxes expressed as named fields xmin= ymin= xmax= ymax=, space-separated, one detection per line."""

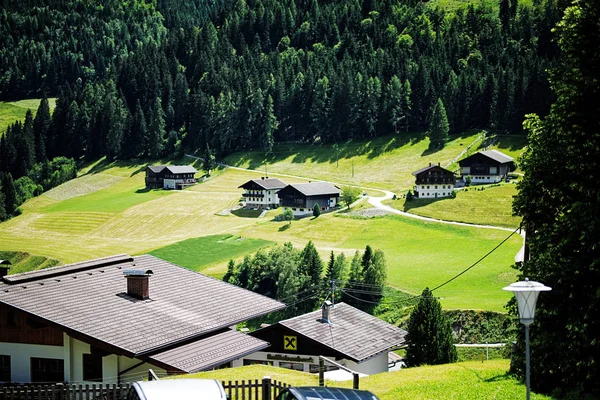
xmin=312 ymin=204 xmax=321 ymax=217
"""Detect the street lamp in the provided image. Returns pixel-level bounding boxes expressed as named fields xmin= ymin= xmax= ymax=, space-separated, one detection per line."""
xmin=503 ymin=278 xmax=551 ymax=400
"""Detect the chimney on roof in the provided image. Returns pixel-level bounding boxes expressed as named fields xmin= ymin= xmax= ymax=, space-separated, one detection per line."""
xmin=438 ymin=162 xmax=440 ymax=166
xmin=262 ymin=177 xmax=265 ymax=180
xmin=321 ymin=300 xmax=333 ymax=323
xmin=0 ymin=260 xmax=11 ymax=278
xmin=429 ymin=162 xmax=432 ymax=167
xmin=124 ymin=269 xmax=153 ymax=300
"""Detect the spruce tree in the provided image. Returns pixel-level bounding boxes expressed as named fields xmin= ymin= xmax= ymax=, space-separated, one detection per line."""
xmin=0 ymin=172 xmax=18 ymax=216
xmin=428 ymin=98 xmax=450 ymax=149
xmin=406 ymin=288 xmax=457 ymax=367
xmin=299 ymin=240 xmax=322 ymax=286
xmin=33 ymin=94 xmax=50 ymax=163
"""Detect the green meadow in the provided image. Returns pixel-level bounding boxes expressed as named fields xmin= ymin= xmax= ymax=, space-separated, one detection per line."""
xmin=149 ymin=234 xmax=275 ymax=274
xmin=183 ymin=360 xmax=550 ymax=400
xmin=0 ymin=98 xmax=57 ymax=135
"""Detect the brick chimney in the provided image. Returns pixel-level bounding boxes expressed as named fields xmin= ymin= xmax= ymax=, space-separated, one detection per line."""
xmin=321 ymin=300 xmax=333 ymax=323
xmin=124 ymin=269 xmax=153 ymax=300
xmin=0 ymin=260 xmax=11 ymax=278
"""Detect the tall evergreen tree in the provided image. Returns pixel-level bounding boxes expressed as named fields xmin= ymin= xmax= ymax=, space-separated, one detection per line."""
xmin=406 ymin=288 xmax=457 ymax=367
xmin=428 ymin=98 xmax=449 ymax=149
xmin=146 ymin=97 xmax=166 ymax=158
xmin=511 ymin=1 xmax=600 ymax=396
xmin=0 ymin=172 xmax=17 ymax=216
xmin=299 ymin=240 xmax=323 ymax=286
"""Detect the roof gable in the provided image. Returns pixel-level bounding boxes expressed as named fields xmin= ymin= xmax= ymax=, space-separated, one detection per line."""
xmin=274 ymin=303 xmax=406 ymax=362
xmin=239 ymin=178 xmax=287 ymax=190
xmin=412 ymin=164 xmax=454 ymax=176
xmin=165 ymin=165 xmax=197 ymax=174
xmin=281 ymin=182 xmax=341 ymax=197
xmin=459 ymin=150 xmax=514 ymax=165
xmin=0 ymin=255 xmax=284 ymax=357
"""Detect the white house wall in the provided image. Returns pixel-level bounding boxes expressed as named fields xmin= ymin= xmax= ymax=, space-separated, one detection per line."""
xmin=244 ymin=189 xmax=280 ymax=208
xmin=416 ymin=184 xmax=454 ymax=198
xmin=0 ymin=334 xmax=166 ymax=384
xmin=236 ymin=351 xmax=389 ymax=375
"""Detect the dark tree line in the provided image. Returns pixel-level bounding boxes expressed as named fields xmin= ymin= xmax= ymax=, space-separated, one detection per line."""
xmin=1 ymin=0 xmax=562 ymax=164
xmin=223 ymin=242 xmax=386 ymax=318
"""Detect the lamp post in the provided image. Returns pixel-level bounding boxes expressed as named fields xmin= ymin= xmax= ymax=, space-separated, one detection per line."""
xmin=503 ymin=278 xmax=551 ymax=400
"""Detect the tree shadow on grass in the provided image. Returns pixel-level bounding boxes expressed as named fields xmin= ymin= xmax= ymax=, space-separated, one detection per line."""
xmin=278 ymin=223 xmax=291 ymax=231
xmin=403 ymin=196 xmax=453 ymax=212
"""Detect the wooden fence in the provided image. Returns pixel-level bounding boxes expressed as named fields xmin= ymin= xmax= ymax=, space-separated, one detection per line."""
xmin=0 ymin=377 xmax=289 ymax=400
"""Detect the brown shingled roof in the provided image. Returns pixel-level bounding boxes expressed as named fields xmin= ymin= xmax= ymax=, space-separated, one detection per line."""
xmin=0 ymin=255 xmax=284 ymax=359
xmin=277 ymin=303 xmax=406 ymax=362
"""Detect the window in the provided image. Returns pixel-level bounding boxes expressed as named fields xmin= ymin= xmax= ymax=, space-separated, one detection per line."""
xmin=83 ymin=353 xmax=103 ymax=382
xmin=435 ymin=186 xmax=438 ymax=189
xmin=31 ymin=357 xmax=64 ymax=383
xmin=279 ymin=362 xmax=304 ymax=371
xmin=243 ymin=359 xmax=273 ymax=366
xmin=309 ymin=364 xmax=338 ymax=373
xmin=0 ymin=355 xmax=10 ymax=381
xmin=427 ymin=186 xmax=430 ymax=189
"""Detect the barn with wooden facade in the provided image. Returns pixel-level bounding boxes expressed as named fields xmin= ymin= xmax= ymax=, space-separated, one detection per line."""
xmin=0 ymin=255 xmax=284 ymax=384
xmin=235 ymin=302 xmax=407 ymax=376
xmin=145 ymin=165 xmax=197 ymax=189
xmin=238 ymin=177 xmax=287 ymax=210
xmin=458 ymin=150 xmax=514 ymax=184
xmin=277 ymin=182 xmax=341 ymax=216
xmin=412 ymin=163 xmax=457 ymax=198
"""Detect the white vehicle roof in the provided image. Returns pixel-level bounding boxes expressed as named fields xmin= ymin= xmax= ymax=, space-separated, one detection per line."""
xmin=132 ymin=379 xmax=226 ymax=400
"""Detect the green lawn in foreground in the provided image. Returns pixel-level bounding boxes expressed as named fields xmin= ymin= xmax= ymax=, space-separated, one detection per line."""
xmin=225 ymin=132 xmax=483 ymax=194
xmin=0 ymin=98 xmax=57 ymax=135
xmin=149 ymin=234 xmax=275 ymax=273
xmin=387 ymin=183 xmax=522 ymax=228
xmin=182 ymin=360 xmax=551 ymax=400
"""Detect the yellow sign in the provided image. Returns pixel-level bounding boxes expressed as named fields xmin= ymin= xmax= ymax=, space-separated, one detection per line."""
xmin=283 ymin=335 xmax=297 ymax=351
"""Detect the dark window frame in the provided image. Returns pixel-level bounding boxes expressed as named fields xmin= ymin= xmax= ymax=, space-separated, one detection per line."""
xmin=0 ymin=355 xmax=10 ymax=381
xmin=30 ymin=357 xmax=64 ymax=383
xmin=83 ymin=353 xmax=103 ymax=382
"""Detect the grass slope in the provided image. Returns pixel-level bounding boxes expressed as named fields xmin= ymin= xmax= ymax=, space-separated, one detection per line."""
xmin=0 ymin=162 xmax=521 ymax=311
xmin=388 ymin=183 xmax=522 ymax=228
xmin=0 ymin=98 xmax=57 ymax=135
xmin=225 ymin=132 xmax=483 ymax=194
xmin=149 ymin=234 xmax=275 ymax=273
xmin=182 ymin=360 xmax=551 ymax=400
xmin=0 ymin=251 xmax=59 ymax=274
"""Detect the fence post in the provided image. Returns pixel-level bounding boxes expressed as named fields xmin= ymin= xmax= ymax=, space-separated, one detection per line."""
xmin=319 ymin=358 xmax=325 ymax=387
xmin=261 ymin=376 xmax=271 ymax=400
xmin=352 ymin=373 xmax=359 ymax=390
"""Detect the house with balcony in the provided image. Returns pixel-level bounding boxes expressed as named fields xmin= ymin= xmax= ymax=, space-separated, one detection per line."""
xmin=412 ymin=163 xmax=457 ymax=198
xmin=277 ymin=182 xmax=341 ymax=216
xmin=145 ymin=165 xmax=197 ymax=189
xmin=0 ymin=255 xmax=284 ymax=384
xmin=458 ymin=150 xmax=514 ymax=184
xmin=238 ymin=177 xmax=287 ymax=209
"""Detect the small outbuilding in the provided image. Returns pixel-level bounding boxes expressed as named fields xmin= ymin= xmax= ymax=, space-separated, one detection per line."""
xmin=458 ymin=150 xmax=514 ymax=184
xmin=412 ymin=163 xmax=456 ymax=198
xmin=277 ymin=182 xmax=341 ymax=216
xmin=236 ymin=302 xmax=407 ymax=376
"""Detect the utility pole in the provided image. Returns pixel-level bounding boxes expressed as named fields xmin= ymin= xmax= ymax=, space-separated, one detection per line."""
xmin=352 ymin=159 xmax=354 ymax=178
xmin=330 ymin=279 xmax=336 ymax=308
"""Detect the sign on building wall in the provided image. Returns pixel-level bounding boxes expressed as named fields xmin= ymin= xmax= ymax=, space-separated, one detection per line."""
xmin=283 ymin=335 xmax=297 ymax=351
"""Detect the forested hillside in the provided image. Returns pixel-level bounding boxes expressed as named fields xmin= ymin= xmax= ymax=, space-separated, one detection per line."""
xmin=0 ymin=0 xmax=561 ymax=217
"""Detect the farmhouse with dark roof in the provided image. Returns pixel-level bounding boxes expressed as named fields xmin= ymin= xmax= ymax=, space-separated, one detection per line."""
xmin=238 ymin=177 xmax=287 ymax=209
xmin=412 ymin=163 xmax=456 ymax=198
xmin=458 ymin=150 xmax=514 ymax=184
xmin=0 ymin=254 xmax=284 ymax=384
xmin=277 ymin=182 xmax=341 ymax=216
xmin=145 ymin=165 xmax=197 ymax=189
xmin=235 ymin=302 xmax=407 ymax=375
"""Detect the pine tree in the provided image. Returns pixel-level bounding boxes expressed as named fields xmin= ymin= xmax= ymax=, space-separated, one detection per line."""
xmin=33 ymin=94 xmax=50 ymax=162
xmin=299 ymin=240 xmax=322 ymax=286
xmin=428 ymin=98 xmax=449 ymax=149
xmin=0 ymin=172 xmax=18 ymax=216
xmin=406 ymin=288 xmax=457 ymax=367
xmin=146 ymin=97 xmax=166 ymax=158
xmin=203 ymin=143 xmax=216 ymax=176
xmin=310 ymin=76 xmax=331 ymax=140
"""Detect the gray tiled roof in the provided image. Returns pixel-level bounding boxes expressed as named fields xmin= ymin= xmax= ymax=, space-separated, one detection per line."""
xmin=149 ymin=329 xmax=269 ymax=373
xmin=0 ymin=255 xmax=284 ymax=357
xmin=239 ymin=178 xmax=287 ymax=190
xmin=165 ymin=166 xmax=198 ymax=174
xmin=148 ymin=166 xmax=166 ymax=173
xmin=479 ymin=150 xmax=514 ymax=164
xmin=279 ymin=303 xmax=406 ymax=362
xmin=287 ymin=182 xmax=341 ymax=197
xmin=412 ymin=164 xmax=453 ymax=176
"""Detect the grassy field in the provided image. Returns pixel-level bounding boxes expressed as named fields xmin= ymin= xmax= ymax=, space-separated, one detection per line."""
xmin=0 ymin=160 xmax=521 ymax=311
xmin=0 ymin=98 xmax=57 ymax=135
xmin=386 ymin=183 xmax=522 ymax=228
xmin=182 ymin=360 xmax=551 ymax=400
xmin=149 ymin=234 xmax=275 ymax=274
xmin=0 ymin=251 xmax=59 ymax=274
xmin=225 ymin=132 xmax=483 ymax=194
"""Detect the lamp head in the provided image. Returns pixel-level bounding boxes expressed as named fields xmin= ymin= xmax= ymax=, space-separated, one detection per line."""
xmin=503 ymin=278 xmax=551 ymax=326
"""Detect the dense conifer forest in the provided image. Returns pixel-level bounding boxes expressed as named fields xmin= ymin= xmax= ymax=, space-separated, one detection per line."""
xmin=0 ymin=0 xmax=562 ymax=218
